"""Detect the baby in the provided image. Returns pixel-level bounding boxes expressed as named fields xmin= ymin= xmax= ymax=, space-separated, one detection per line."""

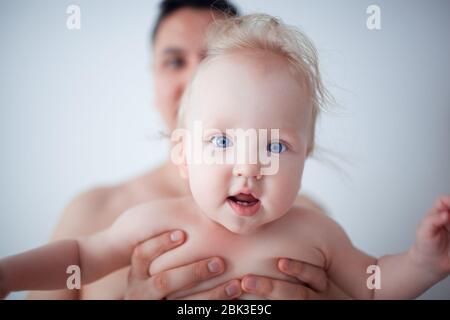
xmin=1 ymin=14 xmax=449 ymax=300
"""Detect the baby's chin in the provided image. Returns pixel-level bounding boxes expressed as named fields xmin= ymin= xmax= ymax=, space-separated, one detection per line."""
xmin=223 ymin=223 xmax=256 ymax=235
xmin=209 ymin=214 xmax=266 ymax=235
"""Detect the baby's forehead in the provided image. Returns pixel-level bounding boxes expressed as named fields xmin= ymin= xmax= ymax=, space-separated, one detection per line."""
xmin=186 ymin=50 xmax=311 ymax=126
xmin=190 ymin=50 xmax=310 ymax=107
xmin=181 ymin=56 xmax=311 ymax=140
xmin=196 ymin=50 xmax=295 ymax=82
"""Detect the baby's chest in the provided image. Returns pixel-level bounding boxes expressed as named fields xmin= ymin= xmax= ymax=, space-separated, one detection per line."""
xmin=151 ymin=226 xmax=325 ymax=299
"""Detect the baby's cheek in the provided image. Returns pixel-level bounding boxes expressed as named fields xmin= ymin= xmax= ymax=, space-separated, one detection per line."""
xmin=188 ymin=163 xmax=231 ymax=211
xmin=272 ymin=176 xmax=299 ymax=208
xmin=265 ymin=160 xmax=303 ymax=214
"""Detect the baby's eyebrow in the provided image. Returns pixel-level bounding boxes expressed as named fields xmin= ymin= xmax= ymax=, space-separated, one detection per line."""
xmin=278 ymin=128 xmax=302 ymax=143
xmin=202 ymin=124 xmax=301 ymax=142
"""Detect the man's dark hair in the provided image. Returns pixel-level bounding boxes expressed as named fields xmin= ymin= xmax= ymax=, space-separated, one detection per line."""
xmin=151 ymin=0 xmax=240 ymax=43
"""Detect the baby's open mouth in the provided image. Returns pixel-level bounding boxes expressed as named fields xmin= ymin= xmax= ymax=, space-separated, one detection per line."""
xmin=227 ymin=193 xmax=261 ymax=216
xmin=227 ymin=193 xmax=259 ymax=206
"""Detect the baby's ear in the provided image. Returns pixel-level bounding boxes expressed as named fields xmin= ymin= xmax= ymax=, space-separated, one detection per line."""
xmin=171 ymin=129 xmax=189 ymax=179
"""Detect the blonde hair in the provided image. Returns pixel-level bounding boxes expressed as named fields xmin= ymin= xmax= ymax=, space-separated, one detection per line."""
xmin=177 ymin=13 xmax=333 ymax=156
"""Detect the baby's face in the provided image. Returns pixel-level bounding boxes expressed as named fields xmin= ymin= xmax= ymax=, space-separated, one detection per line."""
xmin=181 ymin=50 xmax=312 ymax=234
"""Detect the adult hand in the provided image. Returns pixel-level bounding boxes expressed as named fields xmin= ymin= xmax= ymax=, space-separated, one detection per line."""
xmin=124 ymin=230 xmax=242 ymax=300
xmin=241 ymin=258 xmax=342 ymax=300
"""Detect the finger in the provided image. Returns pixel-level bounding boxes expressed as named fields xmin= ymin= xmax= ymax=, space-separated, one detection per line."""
xmin=419 ymin=211 xmax=449 ymax=239
xmin=145 ymin=257 xmax=225 ymax=299
xmin=442 ymin=195 xmax=450 ymax=209
xmin=433 ymin=195 xmax=450 ymax=212
xmin=278 ymin=258 xmax=328 ymax=292
xmin=175 ymin=280 xmax=242 ymax=300
xmin=241 ymin=274 xmax=320 ymax=300
xmin=442 ymin=211 xmax=450 ymax=233
xmin=130 ymin=230 xmax=185 ymax=279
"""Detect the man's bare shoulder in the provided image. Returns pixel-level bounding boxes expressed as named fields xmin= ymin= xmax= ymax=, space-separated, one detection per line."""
xmin=52 ymin=184 xmax=135 ymax=240
xmin=126 ymin=163 xmax=190 ymax=201
xmin=52 ymin=160 xmax=191 ymax=240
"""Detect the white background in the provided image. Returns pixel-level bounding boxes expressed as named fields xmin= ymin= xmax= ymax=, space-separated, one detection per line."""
xmin=1 ymin=0 xmax=449 ymax=299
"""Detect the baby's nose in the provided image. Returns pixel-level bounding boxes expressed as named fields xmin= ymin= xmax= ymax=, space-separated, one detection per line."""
xmin=232 ymin=163 xmax=262 ymax=180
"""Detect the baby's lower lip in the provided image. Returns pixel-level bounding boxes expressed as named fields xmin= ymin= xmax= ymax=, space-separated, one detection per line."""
xmin=227 ymin=197 xmax=261 ymax=217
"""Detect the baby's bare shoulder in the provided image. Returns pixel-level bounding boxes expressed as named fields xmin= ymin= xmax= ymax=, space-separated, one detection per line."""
xmin=273 ymin=205 xmax=352 ymax=269
xmin=282 ymin=205 xmax=349 ymax=245
xmin=109 ymin=196 xmax=199 ymax=247
xmin=118 ymin=196 xmax=197 ymax=224
xmin=285 ymin=204 xmax=335 ymax=225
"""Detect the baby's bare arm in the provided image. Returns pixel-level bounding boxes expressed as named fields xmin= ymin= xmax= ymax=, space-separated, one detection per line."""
xmin=0 ymin=240 xmax=81 ymax=295
xmin=0 ymin=228 xmax=123 ymax=296
xmin=0 ymin=201 xmax=171 ymax=297
xmin=324 ymin=202 xmax=448 ymax=299
xmin=322 ymin=221 xmax=377 ymax=299
xmin=328 ymin=235 xmax=445 ymax=299
xmin=372 ymin=251 xmax=446 ymax=299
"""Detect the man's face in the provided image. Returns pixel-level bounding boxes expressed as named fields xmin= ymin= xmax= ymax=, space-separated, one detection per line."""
xmin=152 ymin=8 xmax=221 ymax=131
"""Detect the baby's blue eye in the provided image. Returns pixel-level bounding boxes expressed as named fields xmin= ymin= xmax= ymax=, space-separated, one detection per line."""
xmin=268 ymin=142 xmax=287 ymax=154
xmin=211 ymin=135 xmax=233 ymax=148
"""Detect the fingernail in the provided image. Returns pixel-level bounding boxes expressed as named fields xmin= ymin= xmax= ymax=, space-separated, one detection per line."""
xmin=280 ymin=258 xmax=290 ymax=270
xmin=170 ymin=230 xmax=183 ymax=242
xmin=244 ymin=277 xmax=258 ymax=291
xmin=225 ymin=283 xmax=239 ymax=296
xmin=208 ymin=259 xmax=222 ymax=273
